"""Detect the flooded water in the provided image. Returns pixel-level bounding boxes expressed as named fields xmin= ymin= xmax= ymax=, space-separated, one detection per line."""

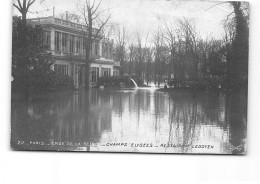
xmin=11 ymin=88 xmax=247 ymax=154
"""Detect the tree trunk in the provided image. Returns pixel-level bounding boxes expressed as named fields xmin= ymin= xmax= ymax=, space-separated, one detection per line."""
xmin=85 ymin=61 xmax=91 ymax=89
xmin=22 ymin=12 xmax=27 ymax=24
xmin=85 ymin=38 xmax=92 ymax=89
xmin=85 ymin=17 xmax=93 ymax=89
xmin=228 ymin=2 xmax=249 ymax=90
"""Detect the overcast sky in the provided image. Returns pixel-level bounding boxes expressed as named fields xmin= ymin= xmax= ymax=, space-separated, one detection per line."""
xmin=13 ymin=0 xmax=233 ymax=41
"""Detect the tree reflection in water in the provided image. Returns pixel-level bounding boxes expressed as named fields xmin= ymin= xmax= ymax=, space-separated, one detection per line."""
xmin=11 ymin=88 xmax=247 ymax=154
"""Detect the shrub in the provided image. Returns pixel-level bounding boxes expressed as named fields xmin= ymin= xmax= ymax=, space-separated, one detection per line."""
xmin=167 ymin=77 xmax=225 ymax=89
xmin=12 ymin=71 xmax=75 ymax=94
xmin=50 ymin=74 xmax=75 ymax=92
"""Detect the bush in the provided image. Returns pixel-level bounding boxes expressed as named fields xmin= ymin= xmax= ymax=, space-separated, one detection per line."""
xmin=167 ymin=77 xmax=225 ymax=89
xmin=50 ymin=73 xmax=75 ymax=92
xmin=12 ymin=71 xmax=75 ymax=94
xmin=11 ymin=18 xmax=74 ymax=95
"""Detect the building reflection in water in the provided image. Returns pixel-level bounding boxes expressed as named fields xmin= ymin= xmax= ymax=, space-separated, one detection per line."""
xmin=11 ymin=88 xmax=247 ymax=154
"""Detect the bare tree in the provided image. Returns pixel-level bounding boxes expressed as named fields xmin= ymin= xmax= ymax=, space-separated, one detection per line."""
xmin=127 ymin=43 xmax=135 ymax=75
xmin=135 ymin=32 xmax=149 ymax=78
xmin=163 ymin=22 xmax=176 ymax=80
xmin=78 ymin=0 xmax=111 ymax=88
xmin=13 ymin=0 xmax=43 ymax=23
xmin=144 ymin=47 xmax=153 ymax=85
xmin=177 ymin=18 xmax=200 ymax=80
xmin=151 ymin=29 xmax=165 ymax=86
xmin=114 ymin=26 xmax=127 ymax=76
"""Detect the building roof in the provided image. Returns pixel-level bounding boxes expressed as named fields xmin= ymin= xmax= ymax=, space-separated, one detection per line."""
xmin=28 ymin=16 xmax=110 ymax=41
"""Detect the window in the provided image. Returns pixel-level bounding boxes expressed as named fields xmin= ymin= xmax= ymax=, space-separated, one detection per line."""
xmin=54 ymin=64 xmax=69 ymax=76
xmin=76 ymin=36 xmax=81 ymax=53
xmin=42 ymin=31 xmax=50 ymax=50
xmin=103 ymin=43 xmax=109 ymax=59
xmin=113 ymin=71 xmax=119 ymax=76
xmin=80 ymin=37 xmax=83 ymax=53
xmin=102 ymin=43 xmax=105 ymax=58
xmin=109 ymin=45 xmax=113 ymax=59
xmin=62 ymin=33 xmax=68 ymax=52
xmin=102 ymin=68 xmax=111 ymax=77
xmin=55 ymin=31 xmax=60 ymax=51
xmin=83 ymin=38 xmax=86 ymax=53
xmin=69 ymin=35 xmax=75 ymax=53
xmin=91 ymin=67 xmax=99 ymax=82
xmin=106 ymin=43 xmax=109 ymax=58
xmin=92 ymin=42 xmax=95 ymax=56
xmin=95 ymin=42 xmax=99 ymax=56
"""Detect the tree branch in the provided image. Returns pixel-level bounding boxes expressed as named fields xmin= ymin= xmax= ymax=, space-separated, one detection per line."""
xmin=92 ymin=8 xmax=110 ymax=20
xmin=91 ymin=0 xmax=102 ymax=16
xmin=17 ymin=0 xmax=23 ymax=10
xmin=90 ymin=0 xmax=96 ymax=10
xmin=13 ymin=3 xmax=22 ymax=12
xmin=204 ymin=2 xmax=229 ymax=12
xmin=93 ymin=14 xmax=111 ymax=40
xmin=27 ymin=0 xmax=37 ymax=8
xmin=225 ymin=12 xmax=234 ymax=23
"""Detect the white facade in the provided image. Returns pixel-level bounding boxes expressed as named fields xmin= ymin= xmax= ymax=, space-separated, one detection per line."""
xmin=29 ymin=16 xmax=120 ymax=88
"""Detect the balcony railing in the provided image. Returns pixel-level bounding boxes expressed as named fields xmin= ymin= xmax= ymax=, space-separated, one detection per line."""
xmin=53 ymin=50 xmax=101 ymax=60
xmin=29 ymin=17 xmax=101 ymax=35
xmin=53 ymin=17 xmax=99 ymax=35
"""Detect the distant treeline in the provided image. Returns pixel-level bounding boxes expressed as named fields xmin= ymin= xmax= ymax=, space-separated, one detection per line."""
xmin=113 ymin=2 xmax=249 ymax=90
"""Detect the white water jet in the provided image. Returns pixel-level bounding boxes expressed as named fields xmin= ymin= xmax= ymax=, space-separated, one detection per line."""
xmin=130 ymin=78 xmax=138 ymax=88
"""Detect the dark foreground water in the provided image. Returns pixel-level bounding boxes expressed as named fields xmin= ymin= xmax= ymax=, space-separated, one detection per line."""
xmin=11 ymin=88 xmax=247 ymax=154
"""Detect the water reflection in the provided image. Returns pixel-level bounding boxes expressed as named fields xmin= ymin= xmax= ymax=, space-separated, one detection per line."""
xmin=11 ymin=88 xmax=247 ymax=154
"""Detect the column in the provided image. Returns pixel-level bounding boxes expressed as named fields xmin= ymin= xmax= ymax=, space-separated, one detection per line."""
xmin=99 ymin=41 xmax=102 ymax=58
xmin=70 ymin=63 xmax=74 ymax=78
xmin=71 ymin=63 xmax=78 ymax=88
xmin=82 ymin=65 xmax=85 ymax=87
xmin=59 ymin=32 xmax=62 ymax=53
xmin=92 ymin=42 xmax=95 ymax=57
xmin=66 ymin=34 xmax=70 ymax=53
xmin=75 ymin=64 xmax=79 ymax=88
xmin=80 ymin=37 xmax=83 ymax=54
xmin=108 ymin=44 xmax=110 ymax=59
xmin=99 ymin=66 xmax=102 ymax=77
xmin=50 ymin=29 xmax=55 ymax=52
xmin=105 ymin=43 xmax=108 ymax=59
xmin=111 ymin=66 xmax=113 ymax=76
xmin=110 ymin=43 xmax=113 ymax=59
xmin=73 ymin=36 xmax=76 ymax=54
xmin=96 ymin=41 xmax=100 ymax=57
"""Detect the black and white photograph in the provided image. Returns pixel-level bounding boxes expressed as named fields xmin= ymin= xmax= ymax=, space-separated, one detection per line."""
xmin=10 ymin=0 xmax=249 ymax=154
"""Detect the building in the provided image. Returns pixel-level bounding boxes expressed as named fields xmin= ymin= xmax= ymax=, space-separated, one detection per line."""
xmin=29 ymin=16 xmax=120 ymax=88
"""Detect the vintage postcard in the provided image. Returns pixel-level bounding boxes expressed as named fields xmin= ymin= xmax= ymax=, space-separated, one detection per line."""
xmin=11 ymin=0 xmax=249 ymax=154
